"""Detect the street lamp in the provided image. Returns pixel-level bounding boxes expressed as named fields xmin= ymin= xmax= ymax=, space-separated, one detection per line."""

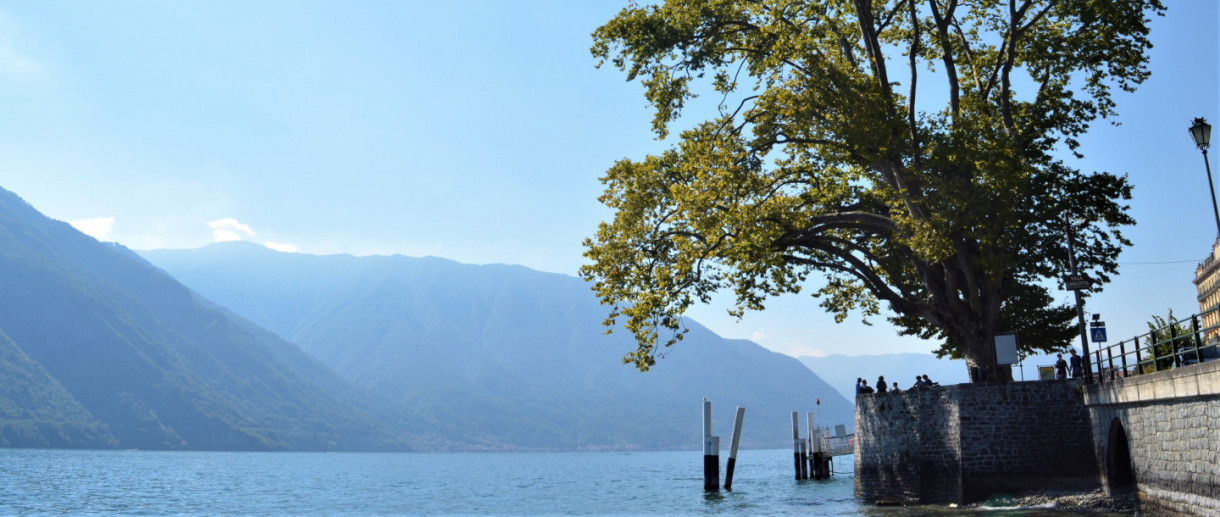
xmin=1189 ymin=117 xmax=1217 ymax=236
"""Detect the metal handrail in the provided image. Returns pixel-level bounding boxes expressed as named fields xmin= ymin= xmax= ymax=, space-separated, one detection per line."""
xmin=1089 ymin=307 xmax=1220 ymax=384
xmin=820 ymin=432 xmax=854 ymax=457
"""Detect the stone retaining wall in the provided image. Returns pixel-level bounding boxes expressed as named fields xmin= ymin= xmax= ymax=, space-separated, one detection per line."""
xmin=854 ymin=381 xmax=1098 ymax=504
xmin=1083 ymin=359 xmax=1220 ymax=515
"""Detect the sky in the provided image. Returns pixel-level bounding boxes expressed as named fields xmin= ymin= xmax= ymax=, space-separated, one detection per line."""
xmin=0 ymin=1 xmax=1216 ymax=365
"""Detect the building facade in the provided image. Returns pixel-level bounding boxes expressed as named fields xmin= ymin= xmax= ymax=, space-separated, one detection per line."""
xmin=1195 ymin=238 xmax=1220 ymax=337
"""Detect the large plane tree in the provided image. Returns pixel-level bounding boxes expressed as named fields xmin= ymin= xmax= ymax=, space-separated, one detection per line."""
xmin=581 ymin=0 xmax=1162 ymax=379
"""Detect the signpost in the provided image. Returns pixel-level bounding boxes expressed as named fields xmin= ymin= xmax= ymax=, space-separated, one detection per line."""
xmin=1090 ymin=327 xmax=1107 ymax=343
xmin=1090 ymin=319 xmax=1107 ymax=343
xmin=1064 ymin=218 xmax=1094 ymax=383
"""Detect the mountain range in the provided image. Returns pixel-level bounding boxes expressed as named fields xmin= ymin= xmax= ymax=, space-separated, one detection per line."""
xmin=0 ymin=187 xmax=415 ymax=450
xmin=140 ymin=242 xmax=855 ymax=450
xmin=0 ymin=183 xmax=853 ymax=451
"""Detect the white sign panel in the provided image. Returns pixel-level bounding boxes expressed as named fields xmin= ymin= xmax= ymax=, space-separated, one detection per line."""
xmin=994 ymin=333 xmax=1019 ymax=365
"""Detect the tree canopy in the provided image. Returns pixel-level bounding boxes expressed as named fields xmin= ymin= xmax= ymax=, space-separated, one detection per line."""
xmin=581 ymin=0 xmax=1161 ymax=375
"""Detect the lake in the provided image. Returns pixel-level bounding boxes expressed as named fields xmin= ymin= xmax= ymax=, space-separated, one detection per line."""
xmin=0 ymin=448 xmax=1129 ymax=515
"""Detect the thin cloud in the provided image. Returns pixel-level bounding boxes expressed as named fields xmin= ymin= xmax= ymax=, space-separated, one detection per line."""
xmin=69 ymin=217 xmax=115 ymax=240
xmin=207 ymin=217 xmax=254 ymax=235
xmin=779 ymin=341 xmax=825 ymax=358
xmin=264 ymin=241 xmax=299 ymax=253
xmin=207 ymin=218 xmax=255 ymax=242
xmin=212 ymin=229 xmax=244 ymax=242
xmin=752 ymin=328 xmax=824 ymax=357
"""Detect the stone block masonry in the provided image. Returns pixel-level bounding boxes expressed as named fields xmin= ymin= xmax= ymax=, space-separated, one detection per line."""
xmin=854 ymin=381 xmax=1099 ymax=504
xmin=1083 ymin=359 xmax=1220 ymax=515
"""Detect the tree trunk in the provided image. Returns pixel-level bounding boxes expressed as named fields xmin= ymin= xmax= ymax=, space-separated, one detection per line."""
xmin=953 ymin=324 xmax=1012 ymax=384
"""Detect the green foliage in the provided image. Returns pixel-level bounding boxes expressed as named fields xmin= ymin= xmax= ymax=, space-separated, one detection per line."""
xmin=1142 ymin=309 xmax=1192 ymax=373
xmin=910 ymin=278 xmax=1079 ymax=360
xmin=582 ymin=0 xmax=1159 ymax=372
xmin=0 ymin=330 xmax=119 ymax=448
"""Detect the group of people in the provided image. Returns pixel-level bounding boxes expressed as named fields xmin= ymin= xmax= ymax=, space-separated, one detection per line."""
xmin=1053 ymin=349 xmax=1084 ymax=379
xmin=855 ymin=374 xmax=937 ymax=395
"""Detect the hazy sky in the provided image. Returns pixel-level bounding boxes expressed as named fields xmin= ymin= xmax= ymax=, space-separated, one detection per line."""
xmin=0 ymin=1 xmax=1216 ymax=361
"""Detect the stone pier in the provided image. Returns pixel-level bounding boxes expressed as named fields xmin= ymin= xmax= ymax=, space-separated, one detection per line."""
xmin=854 ymin=381 xmax=1098 ymax=504
xmin=855 ymin=361 xmax=1220 ymax=515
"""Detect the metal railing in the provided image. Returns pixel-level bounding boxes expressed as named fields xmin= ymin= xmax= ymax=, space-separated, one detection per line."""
xmin=821 ymin=432 xmax=854 ymax=457
xmin=1090 ymin=307 xmax=1220 ymax=384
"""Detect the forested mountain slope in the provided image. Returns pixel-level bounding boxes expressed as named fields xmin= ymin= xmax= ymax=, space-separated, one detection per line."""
xmin=143 ymin=243 xmax=855 ymax=449
xmin=0 ymin=187 xmax=414 ymax=450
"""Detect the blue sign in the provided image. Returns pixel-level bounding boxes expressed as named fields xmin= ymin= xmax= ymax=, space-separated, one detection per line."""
xmin=1090 ymin=327 xmax=1107 ymax=342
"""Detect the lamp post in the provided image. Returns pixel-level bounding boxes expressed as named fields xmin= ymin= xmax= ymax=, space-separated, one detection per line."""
xmin=1189 ymin=117 xmax=1217 ymax=236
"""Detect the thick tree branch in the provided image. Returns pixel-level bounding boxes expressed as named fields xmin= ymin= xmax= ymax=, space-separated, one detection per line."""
xmin=999 ymin=0 xmax=1034 ymax=130
xmin=928 ymin=0 xmax=961 ymax=117
xmin=853 ymin=0 xmax=896 ymax=113
xmin=906 ymin=0 xmax=921 ymax=168
xmin=806 ymin=211 xmax=901 ymax=234
xmin=783 ymin=241 xmax=930 ymax=319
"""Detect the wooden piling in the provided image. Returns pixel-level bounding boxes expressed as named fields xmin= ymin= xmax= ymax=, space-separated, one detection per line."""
xmin=703 ymin=399 xmax=719 ymax=491
xmin=704 ymin=435 xmax=719 ymax=490
xmin=724 ymin=406 xmax=745 ymax=490
xmin=799 ymin=439 xmax=809 ymax=479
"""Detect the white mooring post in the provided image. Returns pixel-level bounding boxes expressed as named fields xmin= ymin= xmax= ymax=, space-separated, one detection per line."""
xmin=703 ymin=399 xmax=719 ymax=491
xmin=723 ymin=406 xmax=745 ymax=490
xmin=791 ymin=412 xmax=801 ymax=480
xmin=806 ymin=411 xmax=815 ymax=478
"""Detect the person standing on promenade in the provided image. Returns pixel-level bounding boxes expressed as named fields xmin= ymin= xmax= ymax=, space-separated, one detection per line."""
xmin=1069 ymin=349 xmax=1083 ymax=379
xmin=1055 ymin=354 xmax=1068 ymax=380
xmin=876 ymin=376 xmax=887 ymax=393
xmin=856 ymin=378 xmax=865 ymax=395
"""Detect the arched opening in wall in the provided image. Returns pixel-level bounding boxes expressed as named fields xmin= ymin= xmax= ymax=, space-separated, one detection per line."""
xmin=1105 ymin=417 xmax=1135 ymax=494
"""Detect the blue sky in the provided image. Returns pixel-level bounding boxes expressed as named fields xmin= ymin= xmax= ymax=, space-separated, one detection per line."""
xmin=0 ymin=1 xmax=1216 ymax=363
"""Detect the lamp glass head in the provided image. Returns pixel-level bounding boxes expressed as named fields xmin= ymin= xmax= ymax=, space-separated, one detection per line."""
xmin=1190 ymin=117 xmax=1211 ymax=150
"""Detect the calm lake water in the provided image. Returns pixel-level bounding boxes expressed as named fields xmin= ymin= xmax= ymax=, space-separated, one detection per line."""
xmin=0 ymin=448 xmax=1129 ymax=515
